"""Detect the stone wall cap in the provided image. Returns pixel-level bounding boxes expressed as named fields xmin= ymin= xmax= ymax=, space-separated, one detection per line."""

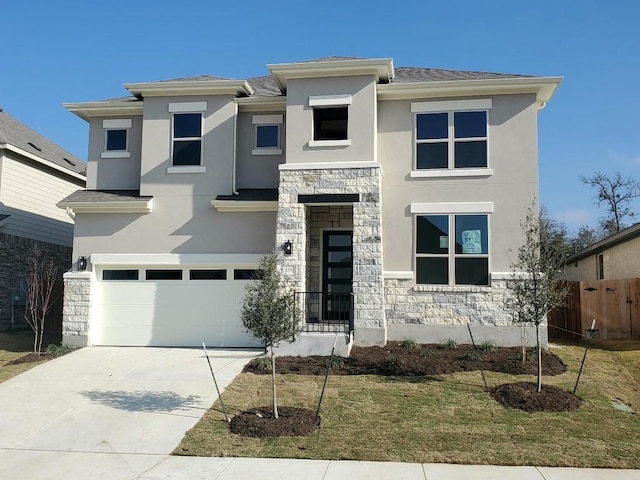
xmin=63 ymin=271 xmax=92 ymax=279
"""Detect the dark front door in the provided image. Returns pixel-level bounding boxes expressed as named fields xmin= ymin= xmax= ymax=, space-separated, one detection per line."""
xmin=322 ymin=231 xmax=353 ymax=321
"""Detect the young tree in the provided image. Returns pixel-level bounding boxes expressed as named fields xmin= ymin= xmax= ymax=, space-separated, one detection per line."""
xmin=240 ymin=252 xmax=301 ymax=419
xmin=506 ymin=202 xmax=570 ymax=392
xmin=21 ymin=246 xmax=59 ymax=355
xmin=580 ymin=172 xmax=640 ymax=234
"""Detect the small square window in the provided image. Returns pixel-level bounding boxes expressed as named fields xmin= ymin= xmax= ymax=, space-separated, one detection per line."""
xmin=313 ymin=107 xmax=348 ymax=141
xmin=105 ymin=129 xmax=127 ymax=151
xmin=256 ymin=125 xmax=279 ymax=148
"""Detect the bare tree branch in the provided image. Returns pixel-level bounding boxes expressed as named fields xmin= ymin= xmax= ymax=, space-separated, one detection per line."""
xmin=580 ymin=172 xmax=640 ymax=234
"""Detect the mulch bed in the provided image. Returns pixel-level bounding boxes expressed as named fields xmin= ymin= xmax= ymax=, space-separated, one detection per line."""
xmin=244 ymin=341 xmax=567 ymax=377
xmin=490 ymin=382 xmax=582 ymax=412
xmin=229 ymin=406 xmax=319 ymax=438
xmin=5 ymin=353 xmax=51 ymax=365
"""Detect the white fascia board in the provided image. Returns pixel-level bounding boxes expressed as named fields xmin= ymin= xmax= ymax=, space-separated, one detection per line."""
xmin=64 ymin=101 xmax=143 ymax=122
xmin=279 ymin=161 xmax=380 ymax=171
xmin=0 ymin=144 xmax=86 ymax=182
xmin=410 ymin=202 xmax=494 ymax=214
xmin=57 ymin=199 xmax=152 ymax=214
xmin=252 ymin=114 xmax=283 ymax=125
xmin=268 ymin=58 xmax=395 ymax=91
xmin=91 ymin=253 xmax=263 ymax=266
xmin=410 ymin=168 xmax=494 ymax=178
xmin=309 ymin=94 xmax=352 ymax=107
xmin=378 ymin=77 xmax=563 ymax=108
xmin=411 ymin=98 xmax=492 ymax=113
xmin=168 ymin=101 xmax=207 ymax=113
xmin=235 ymin=96 xmax=287 ymax=113
xmin=211 ymin=200 xmax=278 ymax=212
xmin=102 ymin=119 xmax=132 ymax=128
xmin=124 ymin=80 xmax=254 ymax=97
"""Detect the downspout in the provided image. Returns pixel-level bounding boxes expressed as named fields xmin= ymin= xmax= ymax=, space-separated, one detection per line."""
xmin=65 ymin=206 xmax=75 ymax=221
xmin=232 ymin=101 xmax=239 ymax=195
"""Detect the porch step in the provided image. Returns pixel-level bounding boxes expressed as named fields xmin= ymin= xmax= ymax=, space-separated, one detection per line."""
xmin=274 ymin=332 xmax=352 ymax=357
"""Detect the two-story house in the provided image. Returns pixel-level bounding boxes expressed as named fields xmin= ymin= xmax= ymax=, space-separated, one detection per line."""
xmin=59 ymin=57 xmax=561 ymax=354
xmin=0 ymin=109 xmax=86 ymax=330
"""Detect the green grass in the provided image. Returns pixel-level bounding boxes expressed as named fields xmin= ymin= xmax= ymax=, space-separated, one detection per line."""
xmin=0 ymin=330 xmax=63 ymax=383
xmin=176 ymin=339 xmax=640 ymax=468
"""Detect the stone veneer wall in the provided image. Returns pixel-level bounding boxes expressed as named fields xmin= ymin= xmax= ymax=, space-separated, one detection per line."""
xmin=62 ymin=271 xmax=92 ymax=346
xmin=0 ymin=232 xmax=72 ymax=330
xmin=277 ymin=167 xmax=386 ymax=346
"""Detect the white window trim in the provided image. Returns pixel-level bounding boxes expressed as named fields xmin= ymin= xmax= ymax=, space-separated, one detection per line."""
xmin=167 ymin=166 xmax=206 ymax=174
xmin=171 ymin=112 xmax=204 ymax=167
xmin=252 ymin=114 xmax=283 ymax=125
xmin=168 ymin=101 xmax=207 ymax=113
xmin=252 ymin=120 xmax=282 ymax=155
xmin=414 ymin=212 xmax=491 ymax=287
xmin=412 ymin=99 xmax=491 ymax=173
xmin=309 ymin=94 xmax=352 ymax=107
xmin=102 ymin=119 xmax=131 ymax=157
xmin=308 ymin=139 xmax=352 ymax=148
xmin=410 ymin=202 xmax=494 ymax=214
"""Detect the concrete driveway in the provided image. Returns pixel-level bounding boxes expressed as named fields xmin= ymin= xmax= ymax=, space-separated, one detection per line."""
xmin=0 ymin=347 xmax=259 ymax=479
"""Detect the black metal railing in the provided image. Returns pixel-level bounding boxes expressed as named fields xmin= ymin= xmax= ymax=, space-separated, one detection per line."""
xmin=294 ymin=291 xmax=353 ymax=333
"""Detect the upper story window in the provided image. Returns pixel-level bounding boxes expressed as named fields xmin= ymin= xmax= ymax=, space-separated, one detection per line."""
xmin=308 ymin=94 xmax=352 ymax=147
xmin=252 ymin=114 xmax=283 ymax=156
xmin=412 ymin=99 xmax=491 ymax=173
xmin=101 ymin=119 xmax=131 ymax=158
xmin=167 ymin=101 xmax=207 ymax=171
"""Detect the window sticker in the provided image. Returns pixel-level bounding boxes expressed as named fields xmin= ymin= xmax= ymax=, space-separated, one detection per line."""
xmin=461 ymin=230 xmax=482 ymax=254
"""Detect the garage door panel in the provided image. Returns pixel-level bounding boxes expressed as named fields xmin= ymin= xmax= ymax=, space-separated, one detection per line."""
xmin=94 ymin=268 xmax=261 ymax=347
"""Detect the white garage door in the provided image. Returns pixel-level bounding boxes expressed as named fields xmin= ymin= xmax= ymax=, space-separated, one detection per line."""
xmin=93 ymin=266 xmax=263 ymax=347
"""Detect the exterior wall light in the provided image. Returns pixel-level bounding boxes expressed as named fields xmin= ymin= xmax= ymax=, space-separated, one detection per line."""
xmin=283 ymin=240 xmax=293 ymax=255
xmin=78 ymin=256 xmax=87 ymax=271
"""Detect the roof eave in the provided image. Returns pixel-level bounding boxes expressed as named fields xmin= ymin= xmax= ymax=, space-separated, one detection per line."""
xmin=211 ymin=199 xmax=278 ymax=212
xmin=565 ymin=223 xmax=640 ymax=264
xmin=378 ymin=76 xmax=563 ymax=108
xmin=267 ymin=58 xmax=395 ymax=92
xmin=63 ymin=101 xmax=144 ymax=121
xmin=56 ymin=199 xmax=153 ymax=214
xmin=123 ymin=80 xmax=254 ymax=97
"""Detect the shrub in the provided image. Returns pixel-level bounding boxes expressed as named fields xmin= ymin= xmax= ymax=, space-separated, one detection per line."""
xmin=463 ymin=350 xmax=481 ymax=362
xmin=252 ymin=356 xmax=272 ymax=371
xmin=420 ymin=348 xmax=435 ymax=358
xmin=45 ymin=344 xmax=75 ymax=358
xmin=329 ymin=356 xmax=345 ymax=369
xmin=479 ymin=341 xmax=497 ymax=353
xmin=442 ymin=339 xmax=458 ymax=350
xmin=398 ymin=338 xmax=417 ymax=350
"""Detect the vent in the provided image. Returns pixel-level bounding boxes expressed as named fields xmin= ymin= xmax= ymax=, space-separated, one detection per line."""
xmin=27 ymin=142 xmax=42 ymax=152
xmin=63 ymin=157 xmax=76 ymax=166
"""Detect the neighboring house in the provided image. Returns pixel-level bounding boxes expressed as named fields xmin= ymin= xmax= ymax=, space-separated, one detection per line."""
xmin=0 ymin=109 xmax=86 ymax=330
xmin=564 ymin=222 xmax=640 ymax=281
xmin=59 ymin=57 xmax=561 ymax=354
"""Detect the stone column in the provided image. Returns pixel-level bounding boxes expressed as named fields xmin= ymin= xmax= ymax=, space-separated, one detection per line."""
xmin=275 ymin=191 xmax=307 ymax=292
xmin=62 ymin=271 xmax=92 ymax=347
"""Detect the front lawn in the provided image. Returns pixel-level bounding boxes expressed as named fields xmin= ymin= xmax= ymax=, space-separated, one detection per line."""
xmin=0 ymin=330 xmax=64 ymax=383
xmin=176 ymin=340 xmax=640 ymax=468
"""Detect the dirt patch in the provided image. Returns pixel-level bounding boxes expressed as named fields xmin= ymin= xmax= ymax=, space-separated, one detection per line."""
xmin=244 ymin=342 xmax=567 ymax=377
xmin=4 ymin=353 xmax=50 ymax=365
xmin=229 ymin=406 xmax=319 ymax=438
xmin=490 ymin=382 xmax=582 ymax=412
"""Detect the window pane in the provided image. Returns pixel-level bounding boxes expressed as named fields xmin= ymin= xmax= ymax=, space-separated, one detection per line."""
xmin=106 ymin=130 xmax=127 ymax=151
xmin=328 ymin=283 xmax=351 ymax=294
xmin=454 ymin=111 xmax=486 ymax=138
xmin=328 ymin=267 xmax=351 ymax=279
xmin=455 ymin=257 xmax=489 ymax=285
xmin=416 ymin=257 xmax=448 ymax=285
xmin=256 ymin=125 xmax=279 ymax=148
xmin=417 ymin=215 xmax=449 ymax=254
xmin=417 ymin=113 xmax=448 ymax=140
xmin=173 ymin=140 xmax=201 ymax=165
xmin=328 ymin=251 xmax=351 ymax=263
xmin=102 ymin=270 xmax=138 ymax=281
xmin=328 ymin=234 xmax=352 ymax=247
xmin=174 ymin=113 xmax=201 ymax=138
xmin=190 ymin=269 xmax=227 ymax=280
xmin=455 ymin=215 xmax=488 ymax=254
xmin=417 ymin=142 xmax=448 ymax=169
xmin=146 ymin=270 xmax=182 ymax=280
xmin=314 ymin=107 xmax=348 ymax=140
xmin=234 ymin=269 xmax=263 ymax=280
xmin=454 ymin=141 xmax=487 ymax=168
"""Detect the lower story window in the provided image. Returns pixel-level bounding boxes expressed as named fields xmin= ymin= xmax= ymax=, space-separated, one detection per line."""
xmin=416 ymin=214 xmax=489 ymax=286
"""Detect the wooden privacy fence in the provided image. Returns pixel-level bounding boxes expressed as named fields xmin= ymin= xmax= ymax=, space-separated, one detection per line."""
xmin=548 ymin=278 xmax=640 ymax=340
